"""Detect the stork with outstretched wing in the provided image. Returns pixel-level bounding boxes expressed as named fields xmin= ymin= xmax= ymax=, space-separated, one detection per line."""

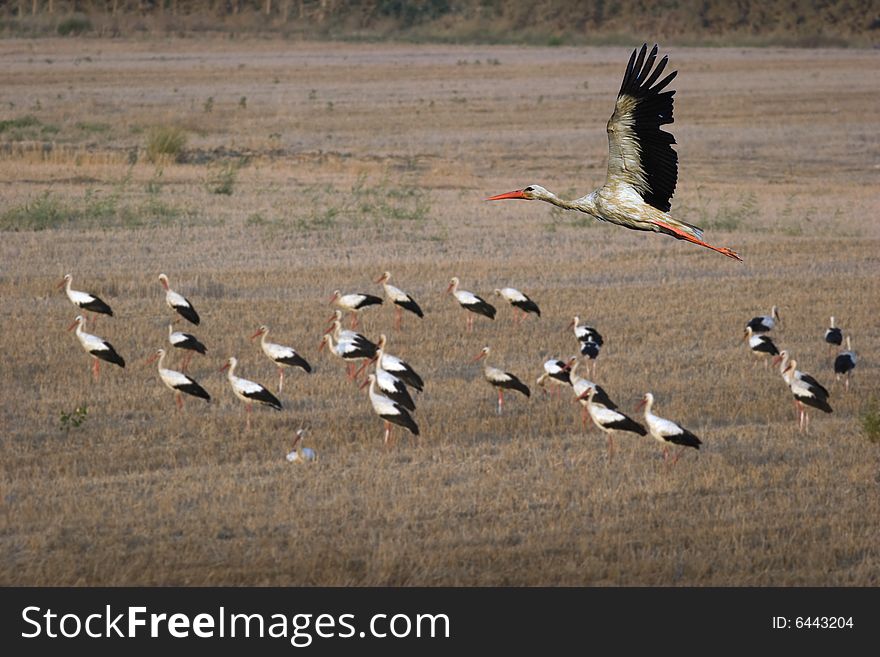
xmin=488 ymin=44 xmax=741 ymax=261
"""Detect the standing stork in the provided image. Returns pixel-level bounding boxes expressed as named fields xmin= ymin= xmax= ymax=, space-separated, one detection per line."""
xmin=158 ymin=273 xmax=201 ymax=325
xmin=361 ymin=373 xmax=420 ymax=446
xmin=251 ymin=325 xmax=312 ymax=392
xmin=834 ymin=336 xmax=857 ymax=392
xmin=568 ymin=357 xmax=617 ymax=428
xmin=747 ymin=306 xmax=781 ymax=334
xmin=167 ymin=322 xmax=206 ymax=372
xmin=773 ymin=350 xmax=830 ymax=402
xmin=743 ymin=326 xmax=779 ymax=365
xmin=147 ymin=348 xmax=210 ymax=409
xmin=371 ymin=357 xmax=416 ymax=412
xmin=637 ymin=393 xmax=701 ymax=464
xmin=446 ymin=277 xmax=496 ymax=332
xmin=470 ymin=346 xmax=530 ymax=414
xmin=58 ymin=274 xmax=113 ymax=323
xmin=319 ymin=333 xmax=375 ymax=380
xmin=325 ymin=311 xmax=378 ymax=357
xmin=487 ymin=43 xmax=741 ymax=261
xmin=67 ymin=315 xmax=125 ymax=380
xmin=329 ymin=289 xmax=383 ymax=329
xmin=493 ymin=287 xmax=541 ymax=324
xmin=357 ymin=334 xmax=424 ymax=391
xmin=782 ymin=358 xmax=832 ymax=432
xmin=219 ymin=357 xmax=282 ymax=428
xmin=568 ymin=316 xmax=603 ymax=376
xmin=824 ymin=316 xmax=843 ymax=355
xmin=577 ymin=385 xmax=647 ymax=460
xmin=376 ymin=271 xmax=424 ymax=329
xmin=536 ymin=358 xmax=572 ymax=398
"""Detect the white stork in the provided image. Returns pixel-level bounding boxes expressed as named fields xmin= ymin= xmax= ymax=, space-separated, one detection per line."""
xmin=251 ymin=325 xmax=312 ymax=392
xmin=577 ymin=385 xmax=647 ymax=459
xmin=568 ymin=357 xmax=617 ymax=428
xmin=371 ymin=357 xmax=416 ymax=412
xmin=637 ymin=393 xmax=701 ymax=464
xmin=824 ymin=316 xmax=843 ymax=354
xmin=67 ymin=315 xmax=125 ymax=380
xmin=376 ymin=271 xmax=424 ymax=329
xmin=361 ymin=373 xmax=420 ymax=446
xmin=219 ymin=356 xmax=282 ymax=428
xmin=319 ymin=333 xmax=375 ymax=380
xmin=287 ymin=427 xmax=317 ymax=463
xmin=487 ymin=43 xmax=740 ymax=261
xmin=782 ymin=358 xmax=832 ymax=432
xmin=325 ymin=311 xmax=378 ymax=357
xmin=834 ymin=336 xmax=857 ymax=392
xmin=167 ymin=322 xmax=206 ymax=372
xmin=493 ymin=287 xmax=541 ymax=324
xmin=329 ymin=289 xmax=383 ymax=329
xmin=358 ymin=334 xmax=424 ymax=391
xmin=746 ymin=306 xmax=780 ymax=334
xmin=568 ymin=316 xmax=603 ymax=376
xmin=773 ymin=350 xmax=830 ymax=401
xmin=536 ymin=358 xmax=572 ymax=398
xmin=743 ymin=326 xmax=779 ymax=365
xmin=446 ymin=277 xmax=496 ymax=332
xmin=470 ymin=346 xmax=530 ymax=414
xmin=147 ymin=348 xmax=210 ymax=409
xmin=159 ymin=273 xmax=200 ymax=325
xmin=58 ymin=274 xmax=113 ymax=322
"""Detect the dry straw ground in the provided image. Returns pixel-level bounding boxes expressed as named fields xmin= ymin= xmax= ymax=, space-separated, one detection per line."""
xmin=1 ymin=39 xmax=878 ymax=585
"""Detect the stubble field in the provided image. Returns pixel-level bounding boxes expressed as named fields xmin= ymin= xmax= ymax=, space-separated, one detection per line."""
xmin=0 ymin=39 xmax=878 ymax=585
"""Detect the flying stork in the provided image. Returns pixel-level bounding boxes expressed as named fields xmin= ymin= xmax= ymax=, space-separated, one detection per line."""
xmin=470 ymin=346 xmax=530 ymax=414
xmin=376 ymin=271 xmax=424 ymax=329
xmin=637 ymin=393 xmax=701 ymax=464
xmin=487 ymin=43 xmax=741 ymax=261
xmin=158 ymin=273 xmax=201 ymax=325
xmin=251 ymin=325 xmax=312 ymax=392
xmin=446 ymin=277 xmax=496 ymax=332
xmin=67 ymin=315 xmax=125 ymax=380
xmin=147 ymin=348 xmax=210 ymax=409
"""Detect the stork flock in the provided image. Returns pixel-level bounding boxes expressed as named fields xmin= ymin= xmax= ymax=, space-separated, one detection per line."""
xmin=53 ymin=44 xmax=863 ymax=463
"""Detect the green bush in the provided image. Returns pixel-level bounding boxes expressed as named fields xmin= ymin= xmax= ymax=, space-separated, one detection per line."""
xmin=146 ymin=126 xmax=187 ymax=163
xmin=57 ymin=15 xmax=92 ymax=37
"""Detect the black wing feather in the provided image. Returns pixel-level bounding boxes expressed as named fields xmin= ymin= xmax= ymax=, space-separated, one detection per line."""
xmin=80 ymin=296 xmax=113 ymax=316
xmin=92 ymin=343 xmax=125 ymax=368
xmin=395 ymin=297 xmax=424 ymax=318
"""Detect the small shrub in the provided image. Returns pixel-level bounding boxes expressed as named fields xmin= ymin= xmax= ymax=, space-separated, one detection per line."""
xmin=59 ymin=405 xmax=88 ymax=432
xmin=57 ymin=15 xmax=92 ymax=36
xmin=862 ymin=401 xmax=880 ymax=446
xmin=203 ymin=96 xmax=214 ymax=113
xmin=0 ymin=192 xmax=68 ymax=231
xmin=206 ymin=159 xmax=244 ymax=196
xmin=145 ymin=126 xmax=187 ymax=163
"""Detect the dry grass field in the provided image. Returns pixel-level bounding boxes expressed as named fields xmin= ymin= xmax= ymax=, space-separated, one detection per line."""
xmin=1 ymin=39 xmax=878 ymax=586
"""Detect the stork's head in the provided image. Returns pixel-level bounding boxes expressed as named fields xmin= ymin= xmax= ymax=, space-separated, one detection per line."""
xmin=219 ymin=356 xmax=236 ymax=372
xmin=359 ymin=373 xmax=376 ymax=390
xmin=158 ymin=273 xmax=170 ymax=290
xmin=67 ymin=315 xmax=84 ymax=331
xmin=567 ymin=316 xmax=581 ymax=330
xmin=470 ymin=346 xmax=491 ymax=362
xmin=446 ymin=277 xmax=460 ymax=294
xmin=487 ymin=185 xmax=549 ymax=202
xmin=576 ymin=384 xmax=596 ymax=402
xmin=637 ymin=392 xmax=654 ymax=411
xmin=772 ymin=349 xmax=789 ymax=368
xmin=251 ymin=325 xmax=268 ymax=340
xmin=57 ymin=273 xmax=72 ymax=289
xmin=771 ymin=306 xmax=781 ymax=322
xmin=146 ymin=348 xmax=165 ymax=365
xmin=377 ymin=333 xmax=388 ymax=350
xmin=375 ymin=271 xmax=391 ymax=284
xmin=328 ymin=290 xmax=341 ymax=305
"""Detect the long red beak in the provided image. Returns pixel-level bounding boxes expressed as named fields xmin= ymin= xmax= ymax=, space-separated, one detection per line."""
xmin=56 ymin=279 xmax=67 ymax=290
xmin=470 ymin=352 xmax=486 ymax=363
xmin=374 ymin=275 xmax=385 ymax=283
xmin=577 ymin=389 xmax=592 ymax=401
xmin=67 ymin=319 xmax=79 ymax=331
xmin=318 ymin=340 xmax=326 ymax=352
xmin=250 ymin=329 xmax=263 ymax=340
xmin=146 ymin=353 xmax=160 ymax=365
xmin=636 ymin=398 xmax=647 ymax=411
xmin=327 ymin=293 xmax=338 ymax=304
xmin=445 ymin=283 xmax=454 ymax=295
xmin=566 ymin=319 xmax=575 ymax=330
xmin=486 ymin=189 xmax=528 ymax=201
xmin=219 ymin=362 xmax=230 ymax=372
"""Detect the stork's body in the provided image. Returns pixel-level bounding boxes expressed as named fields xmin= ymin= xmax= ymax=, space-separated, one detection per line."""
xmin=747 ymin=306 xmax=780 ymax=334
xmin=148 ymin=348 xmax=210 ymax=409
xmin=536 ymin=358 xmax=572 ymax=398
xmin=220 ymin=357 xmax=282 ymax=428
xmin=744 ymin=326 xmax=779 ymax=365
xmin=494 ymin=287 xmax=540 ymax=324
xmin=68 ymin=315 xmax=125 ymax=380
xmin=578 ymin=385 xmax=647 ymax=459
xmin=365 ymin=334 xmax=424 ymax=392
xmin=471 ymin=346 xmax=530 ymax=414
xmin=363 ymin=373 xmax=420 ymax=446
xmin=834 ymin=336 xmax=857 ymax=392
xmin=251 ymin=325 xmax=312 ymax=392
xmin=329 ymin=290 xmax=383 ymax=329
xmin=824 ymin=316 xmax=843 ymax=353
xmin=376 ymin=272 xmax=423 ymax=329
xmin=782 ymin=358 xmax=832 ymax=432
xmin=168 ymin=323 xmax=206 ymax=372
xmin=488 ymin=44 xmax=740 ymax=261
xmin=287 ymin=428 xmax=317 ymax=463
xmin=58 ymin=274 xmax=114 ymax=321
xmin=569 ymin=317 xmax=603 ymax=376
xmin=568 ymin=358 xmax=617 ymax=428
xmin=638 ymin=393 xmax=701 ymax=464
xmin=446 ymin=277 xmax=496 ymax=332
xmin=159 ymin=273 xmax=200 ymax=325
xmin=319 ymin=333 xmax=375 ymax=380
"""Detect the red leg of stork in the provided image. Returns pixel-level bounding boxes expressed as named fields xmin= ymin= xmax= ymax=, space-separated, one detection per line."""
xmin=606 ymin=434 xmax=615 ymax=461
xmin=246 ymin=403 xmax=252 ymax=430
xmin=91 ymin=359 xmax=100 ymax=382
xmin=383 ymin=420 xmax=392 ymax=446
xmin=496 ymin=388 xmax=504 ymax=415
xmin=581 ymin=405 xmax=589 ymax=429
xmin=466 ymin=315 xmax=473 ymax=333
xmin=350 ymin=313 xmax=359 ymax=330
xmin=394 ymin=307 xmax=402 ymax=331
xmin=278 ymin=367 xmax=284 ymax=393
xmin=182 ymin=351 xmax=193 ymax=373
xmin=176 ymin=391 xmax=184 ymax=411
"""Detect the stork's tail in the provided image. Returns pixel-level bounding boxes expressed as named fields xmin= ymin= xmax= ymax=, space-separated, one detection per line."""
xmin=651 ymin=219 xmax=742 ymax=261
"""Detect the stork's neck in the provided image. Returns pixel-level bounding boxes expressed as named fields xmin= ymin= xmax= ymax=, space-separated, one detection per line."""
xmin=643 ymin=397 xmax=654 ymax=417
xmin=331 ymin=321 xmax=343 ymax=339
xmin=541 ymin=189 xmax=598 ymax=215
xmin=65 ymin=277 xmax=74 ymax=295
xmin=226 ymin=360 xmax=237 ymax=379
xmin=260 ymin=330 xmax=269 ymax=347
xmin=157 ymin=350 xmax=167 ymax=370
